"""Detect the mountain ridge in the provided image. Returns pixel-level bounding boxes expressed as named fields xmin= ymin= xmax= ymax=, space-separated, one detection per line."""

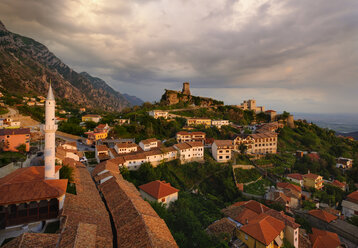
xmin=0 ymin=20 xmax=142 ymax=111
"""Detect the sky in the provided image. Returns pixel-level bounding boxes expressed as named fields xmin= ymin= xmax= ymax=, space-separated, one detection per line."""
xmin=0 ymin=0 xmax=357 ymax=113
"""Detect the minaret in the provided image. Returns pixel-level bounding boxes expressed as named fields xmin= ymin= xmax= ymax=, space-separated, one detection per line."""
xmin=43 ymin=83 xmax=58 ymax=180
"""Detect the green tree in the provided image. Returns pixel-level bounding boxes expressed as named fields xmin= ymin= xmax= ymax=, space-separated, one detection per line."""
xmin=16 ymin=144 xmax=27 ymax=154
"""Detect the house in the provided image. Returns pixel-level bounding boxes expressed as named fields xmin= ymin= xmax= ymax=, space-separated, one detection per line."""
xmin=139 ymin=138 xmax=160 ymax=151
xmin=176 ymin=131 xmax=206 ymax=143
xmin=114 ymin=142 xmax=138 ymax=155
xmin=336 ymin=157 xmax=353 ymax=169
xmin=27 ymin=101 xmax=35 ymax=106
xmin=256 ymin=122 xmax=281 ymax=133
xmin=211 ymin=120 xmax=229 ymax=129
xmin=211 ymin=140 xmax=234 ymax=163
xmin=148 ymin=110 xmax=168 ymax=119
xmin=308 ymin=209 xmax=338 ymax=223
xmin=286 ymin=173 xmax=304 ymax=187
xmin=174 ymin=141 xmax=204 ymax=163
xmin=0 ymin=128 xmax=30 ymax=152
xmin=329 ymin=180 xmax=347 ymax=191
xmin=309 ymin=228 xmax=341 ymax=248
xmin=186 ymin=118 xmax=211 ymax=127
xmin=95 ymin=145 xmax=111 ymax=163
xmin=55 ymin=117 xmax=67 ymax=123
xmin=303 ymin=173 xmax=323 ymax=190
xmin=237 ymin=99 xmax=265 ymax=113
xmin=138 ymin=180 xmax=179 ymax=207
xmin=238 ymin=213 xmax=285 ymax=248
xmin=234 ymin=132 xmax=278 ymax=155
xmin=265 ymin=182 xmax=302 ymax=209
xmin=79 ymin=107 xmax=86 ymax=113
xmin=56 ymin=147 xmax=80 ymax=163
xmin=160 ymin=146 xmax=178 ymax=162
xmin=342 ymin=190 xmax=358 ymax=218
xmin=265 ymin=110 xmax=277 ymax=121
xmin=82 ymin=114 xmax=102 ymax=123
xmin=85 ymin=131 xmax=108 ymax=144
xmin=206 ymin=218 xmax=237 ymax=240
xmin=61 ymin=142 xmax=77 ymax=151
xmin=222 ymin=200 xmax=300 ymax=248
xmin=94 ymin=123 xmax=110 ymax=133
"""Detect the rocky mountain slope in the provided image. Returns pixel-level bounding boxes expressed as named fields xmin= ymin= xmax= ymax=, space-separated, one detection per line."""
xmin=0 ymin=20 xmax=141 ymax=111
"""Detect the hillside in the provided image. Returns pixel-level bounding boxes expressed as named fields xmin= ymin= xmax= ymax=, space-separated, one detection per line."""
xmin=0 ymin=20 xmax=135 ymax=111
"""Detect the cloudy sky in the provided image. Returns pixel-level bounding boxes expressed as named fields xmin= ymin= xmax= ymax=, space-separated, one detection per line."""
xmin=1 ymin=0 xmax=357 ymax=113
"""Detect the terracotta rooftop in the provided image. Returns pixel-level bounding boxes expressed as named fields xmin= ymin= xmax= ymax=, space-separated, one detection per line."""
xmin=232 ymin=200 xmax=270 ymax=214
xmin=98 ymin=171 xmax=178 ymax=247
xmin=160 ymin=146 xmax=177 ymax=153
xmin=303 ymin=173 xmax=321 ymax=180
xmin=96 ymin=144 xmax=109 ymax=152
xmin=309 ymin=228 xmax=341 ymax=248
xmin=265 ymin=209 xmax=300 ymax=229
xmin=140 ymin=138 xmax=159 ymax=145
xmin=234 ymin=208 xmax=259 ymax=224
xmin=0 ymin=128 xmax=30 ymax=135
xmin=0 ymin=166 xmax=61 ymax=185
xmin=116 ymin=142 xmax=137 ymax=149
xmin=330 ymin=180 xmax=346 ymax=189
xmin=213 ymin=140 xmax=234 ymax=148
xmin=174 ymin=142 xmax=191 ymax=150
xmin=1 ymin=233 xmax=59 ymax=248
xmin=240 ymin=213 xmax=285 ymax=246
xmin=207 ymin=218 xmax=236 ymax=237
xmin=277 ymin=182 xmax=302 ymax=193
xmin=287 ymin=173 xmax=303 ymax=180
xmin=309 ymin=209 xmax=338 ymax=223
xmin=346 ymin=190 xmax=358 ymax=204
xmin=139 ymin=180 xmax=179 ymax=199
xmin=91 ymin=160 xmax=119 ymax=177
xmin=59 ymin=160 xmax=113 ymax=247
xmin=177 ymin=131 xmax=190 ymax=135
xmin=186 ymin=141 xmax=204 ymax=148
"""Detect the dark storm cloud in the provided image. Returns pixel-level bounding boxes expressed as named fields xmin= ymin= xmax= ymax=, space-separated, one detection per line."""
xmin=0 ymin=0 xmax=357 ymax=112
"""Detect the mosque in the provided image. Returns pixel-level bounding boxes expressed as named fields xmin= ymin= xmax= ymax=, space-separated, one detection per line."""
xmin=0 ymin=84 xmax=67 ymax=234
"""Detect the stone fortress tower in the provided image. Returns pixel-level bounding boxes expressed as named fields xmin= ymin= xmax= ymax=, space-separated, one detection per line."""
xmin=43 ymin=84 xmax=58 ymax=179
xmin=182 ymin=82 xmax=191 ymax=95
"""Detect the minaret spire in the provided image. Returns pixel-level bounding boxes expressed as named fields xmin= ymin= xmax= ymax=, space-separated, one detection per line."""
xmin=43 ymin=80 xmax=58 ymax=180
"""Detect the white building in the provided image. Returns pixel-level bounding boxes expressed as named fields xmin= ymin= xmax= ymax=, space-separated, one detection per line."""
xmin=176 ymin=131 xmax=206 ymax=143
xmin=148 ymin=110 xmax=168 ymax=119
xmin=139 ymin=180 xmax=179 ymax=208
xmin=336 ymin=157 xmax=353 ymax=169
xmin=212 ymin=140 xmax=234 ymax=163
xmin=139 ymin=138 xmax=160 ymax=151
xmin=342 ymin=191 xmax=358 ymax=218
xmin=211 ymin=120 xmax=229 ymax=129
xmin=114 ymin=142 xmax=138 ymax=154
xmin=173 ymin=141 xmax=204 ymax=164
xmin=95 ymin=144 xmax=111 ymax=163
xmin=286 ymin=174 xmax=304 ymax=187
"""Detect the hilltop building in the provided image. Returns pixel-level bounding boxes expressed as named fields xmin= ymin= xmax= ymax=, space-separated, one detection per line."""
xmin=336 ymin=157 xmax=353 ymax=169
xmin=174 ymin=141 xmax=204 ymax=163
xmin=237 ymin=99 xmax=265 ymax=113
xmin=82 ymin=114 xmax=102 ymax=123
xmin=212 ymin=140 xmax=234 ymax=163
xmin=234 ymin=132 xmax=278 ymax=155
xmin=176 ymin=131 xmax=206 ymax=143
xmin=211 ymin=119 xmax=229 ymax=129
xmin=139 ymin=138 xmax=160 ymax=151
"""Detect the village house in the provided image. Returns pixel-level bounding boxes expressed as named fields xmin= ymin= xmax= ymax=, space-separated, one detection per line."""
xmin=85 ymin=130 xmax=108 ymax=145
xmin=176 ymin=131 xmax=206 ymax=143
xmin=211 ymin=140 xmax=234 ymax=163
xmin=237 ymin=99 xmax=265 ymax=113
xmin=308 ymin=209 xmax=338 ymax=224
xmin=286 ymin=173 xmax=304 ymax=187
xmin=82 ymin=114 xmax=102 ymax=123
xmin=114 ymin=142 xmax=138 ymax=155
xmin=160 ymin=146 xmax=178 ymax=162
xmin=221 ymin=200 xmax=300 ymax=248
xmin=265 ymin=110 xmax=277 ymax=121
xmin=336 ymin=157 xmax=353 ymax=169
xmin=265 ymin=182 xmax=302 ymax=209
xmin=186 ymin=117 xmax=212 ymax=127
xmin=94 ymin=123 xmax=110 ymax=133
xmin=95 ymin=144 xmax=111 ymax=163
xmin=234 ymin=132 xmax=278 ymax=155
xmin=309 ymin=228 xmax=341 ymax=248
xmin=139 ymin=180 xmax=179 ymax=208
xmin=139 ymin=138 xmax=160 ymax=151
xmin=0 ymin=128 xmax=30 ymax=152
xmin=55 ymin=117 xmax=67 ymax=124
xmin=26 ymin=101 xmax=35 ymax=106
xmin=342 ymin=190 xmax=358 ymax=218
xmin=328 ymin=180 xmax=347 ymax=191
xmin=256 ymin=122 xmax=281 ymax=133
xmin=174 ymin=141 xmax=204 ymax=163
xmin=148 ymin=110 xmax=168 ymax=119
xmin=2 ymin=118 xmax=21 ymax=129
xmin=211 ymin=119 xmax=229 ymax=129
xmin=303 ymin=173 xmax=324 ymax=190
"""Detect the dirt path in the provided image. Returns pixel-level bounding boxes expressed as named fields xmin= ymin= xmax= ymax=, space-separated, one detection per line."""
xmin=0 ymin=107 xmax=40 ymax=128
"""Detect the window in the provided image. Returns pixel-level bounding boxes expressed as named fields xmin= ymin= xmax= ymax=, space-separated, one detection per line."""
xmin=226 ymin=156 xmax=229 ymax=159
xmin=219 ymin=156 xmax=223 ymax=159
xmin=245 ymin=234 xmax=248 ymax=240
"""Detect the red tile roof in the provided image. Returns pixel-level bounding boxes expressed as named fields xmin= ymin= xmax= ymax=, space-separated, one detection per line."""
xmin=309 ymin=228 xmax=341 ymax=248
xmin=277 ymin=182 xmax=302 ymax=193
xmin=92 ymin=160 xmax=119 ymax=177
xmin=186 ymin=141 xmax=204 ymax=148
xmin=265 ymin=209 xmax=300 ymax=229
xmin=232 ymin=200 xmax=270 ymax=214
xmin=96 ymin=144 xmax=108 ymax=152
xmin=303 ymin=173 xmax=321 ymax=180
xmin=309 ymin=209 xmax=338 ymax=223
xmin=346 ymin=190 xmax=358 ymax=204
xmin=234 ymin=208 xmax=259 ymax=224
xmin=174 ymin=143 xmax=191 ymax=150
xmin=213 ymin=140 xmax=234 ymax=148
xmin=116 ymin=142 xmax=137 ymax=149
xmin=139 ymin=180 xmax=179 ymax=199
xmin=330 ymin=180 xmax=346 ymax=189
xmin=287 ymin=173 xmax=303 ymax=180
xmin=0 ymin=166 xmax=61 ymax=185
xmin=0 ymin=128 xmax=30 ymax=135
xmin=240 ymin=213 xmax=285 ymax=246
xmin=140 ymin=138 xmax=159 ymax=145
